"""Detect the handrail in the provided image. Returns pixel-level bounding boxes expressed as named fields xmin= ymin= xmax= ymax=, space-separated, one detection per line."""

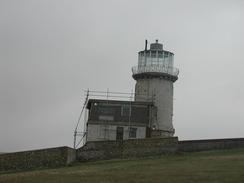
xmin=132 ymin=65 xmax=179 ymax=77
xmin=83 ymin=90 xmax=154 ymax=101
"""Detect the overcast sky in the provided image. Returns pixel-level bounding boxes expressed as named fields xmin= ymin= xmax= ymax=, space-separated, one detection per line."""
xmin=1 ymin=0 xmax=244 ymax=152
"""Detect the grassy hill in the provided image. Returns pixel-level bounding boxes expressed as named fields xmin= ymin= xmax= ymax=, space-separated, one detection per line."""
xmin=1 ymin=148 xmax=244 ymax=183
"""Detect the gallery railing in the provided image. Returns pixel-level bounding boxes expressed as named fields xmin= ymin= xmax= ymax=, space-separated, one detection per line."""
xmin=132 ymin=65 xmax=179 ymax=77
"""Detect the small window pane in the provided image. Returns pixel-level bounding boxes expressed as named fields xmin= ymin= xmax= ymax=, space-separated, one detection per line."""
xmin=129 ymin=128 xmax=137 ymax=138
xmin=98 ymin=106 xmax=115 ymax=115
xmin=151 ymin=51 xmax=156 ymax=58
xmin=121 ymin=105 xmax=130 ymax=116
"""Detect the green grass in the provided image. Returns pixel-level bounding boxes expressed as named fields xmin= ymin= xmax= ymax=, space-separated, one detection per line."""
xmin=1 ymin=148 xmax=244 ymax=183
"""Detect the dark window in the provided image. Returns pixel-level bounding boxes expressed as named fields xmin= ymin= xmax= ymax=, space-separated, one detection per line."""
xmin=129 ymin=128 xmax=137 ymax=138
xmin=98 ymin=106 xmax=115 ymax=115
xmin=116 ymin=127 xmax=124 ymax=140
xmin=121 ymin=105 xmax=131 ymax=116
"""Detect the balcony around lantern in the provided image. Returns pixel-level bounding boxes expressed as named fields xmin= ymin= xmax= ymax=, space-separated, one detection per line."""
xmin=132 ymin=65 xmax=179 ymax=76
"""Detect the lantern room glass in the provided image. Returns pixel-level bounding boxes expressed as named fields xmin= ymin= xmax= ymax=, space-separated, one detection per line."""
xmin=138 ymin=50 xmax=174 ymax=69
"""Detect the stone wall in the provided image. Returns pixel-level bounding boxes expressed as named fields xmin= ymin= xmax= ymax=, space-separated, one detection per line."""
xmin=178 ymin=138 xmax=244 ymax=152
xmin=0 ymin=146 xmax=76 ymax=172
xmin=77 ymin=137 xmax=244 ymax=162
xmin=2 ymin=137 xmax=244 ymax=172
xmin=77 ymin=137 xmax=178 ymax=161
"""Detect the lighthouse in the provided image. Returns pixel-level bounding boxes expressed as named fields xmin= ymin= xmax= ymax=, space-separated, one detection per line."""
xmin=78 ymin=39 xmax=179 ymax=144
xmin=132 ymin=40 xmax=179 ymax=137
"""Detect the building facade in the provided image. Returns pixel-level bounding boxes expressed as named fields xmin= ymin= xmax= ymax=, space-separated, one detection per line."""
xmin=86 ymin=99 xmax=153 ymax=141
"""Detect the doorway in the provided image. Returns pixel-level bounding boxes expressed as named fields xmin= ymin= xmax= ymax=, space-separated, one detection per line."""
xmin=116 ymin=127 xmax=124 ymax=140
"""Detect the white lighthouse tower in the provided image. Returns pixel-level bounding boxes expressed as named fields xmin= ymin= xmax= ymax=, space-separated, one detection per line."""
xmin=132 ymin=40 xmax=179 ymax=137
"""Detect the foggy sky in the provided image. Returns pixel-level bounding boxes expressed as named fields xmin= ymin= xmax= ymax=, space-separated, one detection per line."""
xmin=1 ymin=0 xmax=244 ymax=152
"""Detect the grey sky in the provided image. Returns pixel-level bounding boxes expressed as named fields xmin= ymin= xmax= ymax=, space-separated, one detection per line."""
xmin=1 ymin=0 xmax=244 ymax=152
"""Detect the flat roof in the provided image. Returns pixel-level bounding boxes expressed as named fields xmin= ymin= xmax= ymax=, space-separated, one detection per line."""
xmin=86 ymin=99 xmax=153 ymax=109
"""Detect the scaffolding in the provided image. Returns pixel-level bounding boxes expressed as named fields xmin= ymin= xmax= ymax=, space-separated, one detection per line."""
xmin=73 ymin=89 xmax=154 ymax=149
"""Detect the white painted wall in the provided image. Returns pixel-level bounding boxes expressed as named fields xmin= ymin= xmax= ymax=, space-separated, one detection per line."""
xmin=87 ymin=124 xmax=146 ymax=141
xmin=135 ymin=78 xmax=174 ymax=136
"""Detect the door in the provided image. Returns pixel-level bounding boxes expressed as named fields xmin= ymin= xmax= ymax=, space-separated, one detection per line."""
xmin=116 ymin=127 xmax=124 ymax=140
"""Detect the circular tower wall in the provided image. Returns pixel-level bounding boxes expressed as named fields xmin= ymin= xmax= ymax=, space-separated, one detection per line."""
xmin=132 ymin=40 xmax=178 ymax=137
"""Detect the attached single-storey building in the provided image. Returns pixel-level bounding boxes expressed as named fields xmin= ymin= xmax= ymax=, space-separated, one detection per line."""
xmin=86 ymin=99 xmax=154 ymax=141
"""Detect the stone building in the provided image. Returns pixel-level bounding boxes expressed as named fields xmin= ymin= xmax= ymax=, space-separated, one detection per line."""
xmin=85 ymin=40 xmax=179 ymax=141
